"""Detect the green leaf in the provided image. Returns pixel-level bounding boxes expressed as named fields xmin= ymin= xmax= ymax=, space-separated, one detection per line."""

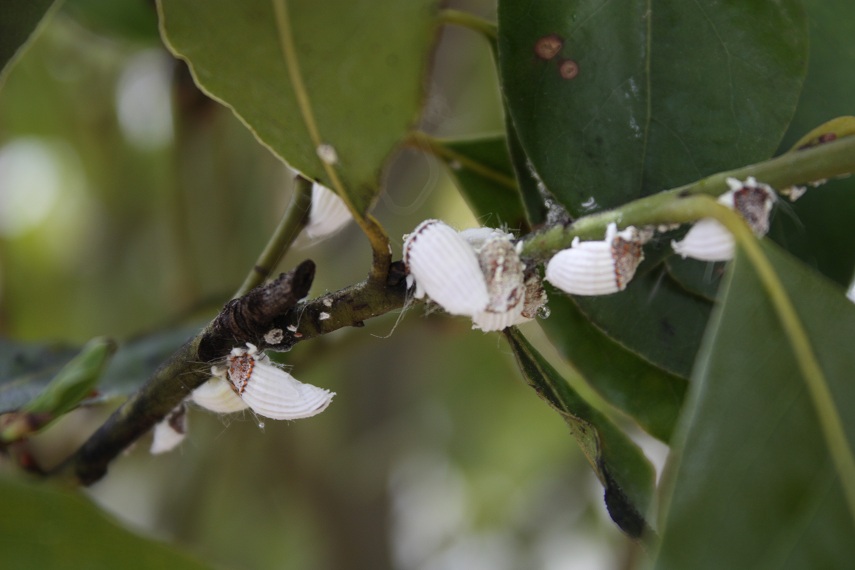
xmin=434 ymin=134 xmax=530 ymax=232
xmin=157 ymin=0 xmax=438 ymax=215
xmin=0 ymin=0 xmax=57 ymax=86
xmin=663 ymin=257 xmax=727 ymax=302
xmin=540 ymin=292 xmax=686 ymax=442
xmin=0 ymin=338 xmax=117 ymax=442
xmin=498 ymin=0 xmax=808 ymax=217
xmin=655 ymin=242 xmax=855 ymax=568
xmin=505 ymin=119 xmax=549 ymax=227
xmin=771 ymin=0 xmax=855 ymax=287
xmin=0 ymin=476 xmax=210 ymax=569
xmin=573 ymin=261 xmax=713 ymax=379
xmin=0 ymin=325 xmax=200 ymax=415
xmin=505 ymin=328 xmax=656 ymax=538
xmin=62 ymin=0 xmax=161 ymax=43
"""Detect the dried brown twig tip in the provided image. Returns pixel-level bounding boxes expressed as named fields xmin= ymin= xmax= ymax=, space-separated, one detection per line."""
xmin=197 ymin=260 xmax=316 ymax=362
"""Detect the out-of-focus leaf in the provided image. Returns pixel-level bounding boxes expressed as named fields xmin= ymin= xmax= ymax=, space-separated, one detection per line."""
xmin=572 ymin=262 xmax=713 ymax=379
xmin=62 ymin=0 xmax=160 ymax=43
xmin=437 ymin=135 xmax=529 ymax=232
xmin=540 ymin=292 xmax=686 ymax=442
xmin=157 ymin=0 xmax=438 ymax=215
xmin=505 ymin=328 xmax=655 ymax=538
xmin=0 ymin=476 xmax=211 ymax=569
xmin=771 ymin=0 xmax=855 ymax=287
xmin=1 ymin=338 xmax=116 ymax=442
xmin=655 ymin=242 xmax=855 ymax=568
xmin=0 ymin=325 xmax=200 ymax=415
xmin=0 ymin=0 xmax=57 ymax=85
xmin=498 ymin=0 xmax=807 ymax=217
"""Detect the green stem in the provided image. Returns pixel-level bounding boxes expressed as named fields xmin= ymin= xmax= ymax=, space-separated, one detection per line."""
xmin=235 ymin=176 xmax=312 ymax=298
xmin=406 ymin=131 xmax=518 ymax=189
xmin=521 ymin=135 xmax=855 ymax=259
xmin=272 ymin=0 xmax=391 ymax=285
xmin=438 ymin=9 xmax=497 ymax=40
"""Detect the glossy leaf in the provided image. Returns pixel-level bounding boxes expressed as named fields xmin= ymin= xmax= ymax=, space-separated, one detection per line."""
xmin=540 ymin=292 xmax=686 ymax=442
xmin=505 ymin=328 xmax=656 ymax=538
xmin=0 ymin=476 xmax=210 ymax=569
xmin=498 ymin=0 xmax=808 ymax=217
xmin=771 ymin=0 xmax=855 ymax=287
xmin=572 ymin=260 xmax=713 ymax=379
xmin=438 ymin=135 xmax=529 ymax=232
xmin=0 ymin=0 xmax=57 ymax=85
xmin=158 ymin=0 xmax=438 ymax=215
xmin=655 ymin=241 xmax=855 ymax=568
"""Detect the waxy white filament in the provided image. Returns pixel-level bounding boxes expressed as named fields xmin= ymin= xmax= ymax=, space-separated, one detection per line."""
xmin=404 ymin=220 xmax=490 ymax=316
xmin=222 ymin=344 xmax=334 ymax=421
xmin=545 ymin=223 xmax=644 ymax=296
xmin=304 ymin=183 xmax=352 ymax=240
xmin=192 ymin=378 xmax=249 ymax=413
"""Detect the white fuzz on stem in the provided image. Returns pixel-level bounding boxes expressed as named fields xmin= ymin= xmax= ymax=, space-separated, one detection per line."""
xmin=545 ymin=223 xmax=645 ymax=296
xmin=672 ymin=177 xmax=776 ymax=262
xmin=150 ymin=403 xmax=187 ymax=455
xmin=219 ymin=343 xmax=334 ymax=421
xmin=304 ymin=183 xmax=352 ymax=240
xmin=403 ymin=220 xmax=489 ymax=316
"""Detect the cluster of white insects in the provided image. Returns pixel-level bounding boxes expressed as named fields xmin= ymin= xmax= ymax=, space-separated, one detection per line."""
xmin=151 ymin=177 xmax=776 ymax=453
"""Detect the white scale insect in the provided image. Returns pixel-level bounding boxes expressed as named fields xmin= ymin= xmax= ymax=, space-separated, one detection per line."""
xmin=672 ymin=177 xmax=776 ymax=262
xmin=403 ymin=220 xmax=547 ymax=331
xmin=209 ymin=343 xmax=334 ymax=420
xmin=304 ymin=182 xmax=353 ymax=240
xmin=545 ymin=223 xmax=645 ymax=296
xmin=150 ymin=403 xmax=188 ymax=455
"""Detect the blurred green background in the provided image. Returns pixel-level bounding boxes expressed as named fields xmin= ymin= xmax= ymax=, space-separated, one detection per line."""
xmin=0 ymin=0 xmax=660 ymax=568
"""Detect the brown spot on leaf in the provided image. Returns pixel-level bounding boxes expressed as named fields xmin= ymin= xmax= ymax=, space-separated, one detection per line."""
xmin=535 ymin=34 xmax=563 ymax=60
xmin=559 ymin=59 xmax=579 ymax=79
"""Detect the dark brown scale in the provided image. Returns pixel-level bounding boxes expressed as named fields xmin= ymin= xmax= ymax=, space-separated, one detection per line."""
xmin=734 ymin=187 xmax=771 ymax=235
xmin=228 ymin=353 xmax=255 ymax=395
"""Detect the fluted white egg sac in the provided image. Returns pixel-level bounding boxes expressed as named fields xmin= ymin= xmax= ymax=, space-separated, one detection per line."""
xmin=545 ymin=223 xmax=645 ymax=295
xmin=192 ymin=377 xmax=249 ymax=414
xmin=225 ymin=344 xmax=334 ymax=420
xmin=671 ymin=218 xmax=735 ymax=261
xmin=304 ymin=183 xmax=352 ymax=240
xmin=150 ymin=403 xmax=188 ymax=455
xmin=671 ymin=177 xmax=776 ymax=261
xmin=471 ymin=236 xmax=527 ymax=331
xmin=403 ymin=220 xmax=489 ymax=316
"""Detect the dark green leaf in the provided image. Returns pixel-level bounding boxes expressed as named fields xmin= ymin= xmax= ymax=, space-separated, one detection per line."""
xmin=498 ymin=0 xmax=808 ymax=217
xmin=439 ymin=135 xmax=529 ymax=232
xmin=655 ymin=241 xmax=855 ymax=568
xmin=158 ymin=0 xmax=438 ymax=214
xmin=572 ymin=261 xmax=713 ymax=379
xmin=505 ymin=328 xmax=655 ymax=537
xmin=772 ymin=0 xmax=855 ymax=287
xmin=0 ymin=0 xmax=57 ymax=85
xmin=0 ymin=476 xmax=210 ymax=569
xmin=663 ymin=257 xmax=727 ymax=302
xmin=505 ymin=118 xmax=549 ymax=227
xmin=540 ymin=291 xmax=686 ymax=442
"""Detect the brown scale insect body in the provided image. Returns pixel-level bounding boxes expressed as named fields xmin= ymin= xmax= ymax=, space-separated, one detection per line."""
xmin=228 ymin=353 xmax=255 ymax=395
